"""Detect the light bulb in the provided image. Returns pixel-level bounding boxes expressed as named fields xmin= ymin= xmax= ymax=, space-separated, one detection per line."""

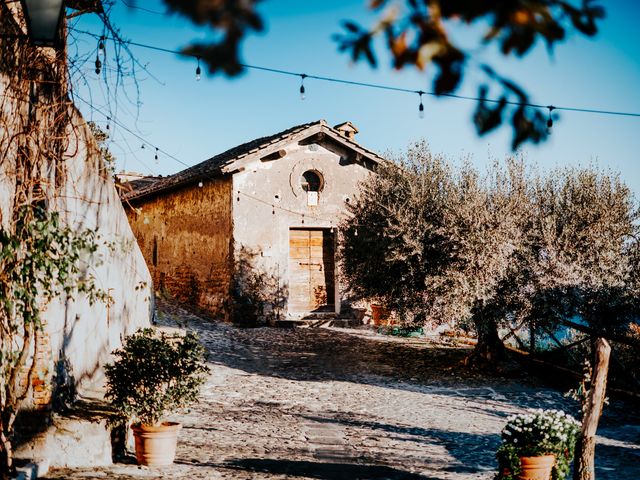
xmin=299 ymin=74 xmax=307 ymax=100
xmin=196 ymin=57 xmax=202 ymax=81
xmin=546 ymin=105 xmax=555 ymax=134
xmin=419 ymin=102 xmax=425 ymax=119
xmin=198 ymin=181 xmax=203 ymax=188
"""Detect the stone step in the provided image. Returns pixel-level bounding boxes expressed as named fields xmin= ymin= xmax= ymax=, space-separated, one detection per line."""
xmin=14 ymin=397 xmax=112 ymax=469
xmin=275 ymin=317 xmax=363 ymax=329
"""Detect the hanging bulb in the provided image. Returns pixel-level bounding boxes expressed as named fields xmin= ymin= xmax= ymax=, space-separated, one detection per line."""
xmin=98 ymin=36 xmax=105 ymax=50
xmin=301 ymin=214 xmax=305 ymax=224
xmin=141 ymin=144 xmax=145 ymax=149
xmin=330 ymin=226 xmax=334 ymax=234
xmin=95 ymin=54 xmax=101 ymax=75
xmin=198 ymin=181 xmax=204 ymax=188
xmin=272 ymin=205 xmax=275 ymax=215
xmin=418 ymin=91 xmax=425 ymax=119
xmin=195 ymin=57 xmax=201 ymax=81
xmin=237 ymin=191 xmax=240 ymax=202
xmin=106 ymin=116 xmax=110 ymax=131
xmin=546 ymin=105 xmax=555 ymax=133
xmin=354 ymin=227 xmax=358 ymax=237
xmin=299 ymin=74 xmax=307 ymax=100
xmin=154 ymin=147 xmax=159 ymax=163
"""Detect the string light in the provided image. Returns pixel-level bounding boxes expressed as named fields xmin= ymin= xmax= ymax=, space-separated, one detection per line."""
xmin=354 ymin=227 xmax=358 ymax=236
xmin=195 ymin=56 xmax=201 ymax=81
xmin=272 ymin=205 xmax=275 ymax=215
xmin=418 ymin=91 xmax=425 ymax=119
xmin=198 ymin=181 xmax=203 ymax=188
xmin=154 ymin=147 xmax=159 ymax=163
xmin=301 ymin=213 xmax=305 ymax=224
xmin=299 ymin=74 xmax=306 ymax=100
xmin=547 ymin=105 xmax=555 ymax=133
xmin=106 ymin=116 xmax=110 ymax=130
xmin=70 ymin=28 xmax=640 ymax=124
xmin=94 ymin=53 xmax=101 ymax=75
xmin=98 ymin=35 xmax=105 ymax=50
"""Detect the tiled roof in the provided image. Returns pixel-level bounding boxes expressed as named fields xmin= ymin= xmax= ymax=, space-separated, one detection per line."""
xmin=122 ymin=120 xmax=383 ymax=202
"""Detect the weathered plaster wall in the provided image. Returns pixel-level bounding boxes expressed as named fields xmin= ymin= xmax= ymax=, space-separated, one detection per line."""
xmin=126 ymin=178 xmax=233 ymax=318
xmin=43 ymin=109 xmax=153 ymax=395
xmin=1 ymin=17 xmax=152 ymax=403
xmin=1 ymin=3 xmax=153 ymax=467
xmin=232 ymin=138 xmax=374 ymax=316
xmin=0 ymin=73 xmax=17 ymax=230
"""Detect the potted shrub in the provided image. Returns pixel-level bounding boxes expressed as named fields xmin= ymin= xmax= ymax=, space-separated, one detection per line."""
xmin=105 ymin=328 xmax=209 ymax=466
xmin=370 ymin=300 xmax=391 ymax=326
xmin=495 ymin=409 xmax=581 ymax=480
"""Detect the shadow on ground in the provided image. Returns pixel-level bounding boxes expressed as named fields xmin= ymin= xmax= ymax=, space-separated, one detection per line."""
xmin=299 ymin=412 xmax=500 ymax=474
xmin=224 ymin=458 xmax=437 ymax=479
xmin=156 ymin=301 xmax=640 ymax=479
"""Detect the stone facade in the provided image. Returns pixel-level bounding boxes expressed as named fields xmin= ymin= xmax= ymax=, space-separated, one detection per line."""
xmin=124 ymin=121 xmax=383 ymax=321
xmin=125 ymin=177 xmax=233 ymax=316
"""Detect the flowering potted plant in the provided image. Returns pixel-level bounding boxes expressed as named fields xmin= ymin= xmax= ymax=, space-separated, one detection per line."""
xmin=105 ymin=328 xmax=209 ymax=466
xmin=495 ymin=409 xmax=581 ymax=480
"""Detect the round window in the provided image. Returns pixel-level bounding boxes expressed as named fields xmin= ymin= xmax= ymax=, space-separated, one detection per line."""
xmin=301 ymin=170 xmax=323 ymax=192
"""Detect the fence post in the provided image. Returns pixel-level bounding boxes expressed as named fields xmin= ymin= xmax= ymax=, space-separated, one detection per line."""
xmin=573 ymin=337 xmax=611 ymax=480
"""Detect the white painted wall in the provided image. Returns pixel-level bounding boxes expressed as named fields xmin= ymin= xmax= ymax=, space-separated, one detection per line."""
xmin=45 ymin=108 xmax=153 ymax=394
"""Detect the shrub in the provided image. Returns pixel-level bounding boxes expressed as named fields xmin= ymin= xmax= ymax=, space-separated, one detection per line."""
xmin=105 ymin=328 xmax=209 ymax=426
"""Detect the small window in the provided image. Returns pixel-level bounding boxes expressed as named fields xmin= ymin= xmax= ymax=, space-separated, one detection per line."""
xmin=301 ymin=170 xmax=323 ymax=192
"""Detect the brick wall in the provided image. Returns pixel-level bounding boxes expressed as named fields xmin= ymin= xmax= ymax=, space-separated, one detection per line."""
xmin=17 ymin=323 xmax=54 ymax=411
xmin=32 ymin=326 xmax=53 ymax=409
xmin=126 ymin=177 xmax=233 ymax=318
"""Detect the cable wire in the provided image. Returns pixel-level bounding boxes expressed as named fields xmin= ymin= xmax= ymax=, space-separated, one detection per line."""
xmin=69 ymin=27 xmax=640 ymax=119
xmin=73 ymin=93 xmax=192 ymax=169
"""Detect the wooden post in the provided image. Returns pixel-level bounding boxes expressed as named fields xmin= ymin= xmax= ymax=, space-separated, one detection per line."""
xmin=573 ymin=338 xmax=611 ymax=480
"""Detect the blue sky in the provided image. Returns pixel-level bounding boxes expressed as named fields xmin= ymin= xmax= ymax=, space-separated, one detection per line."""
xmin=70 ymin=1 xmax=640 ymax=193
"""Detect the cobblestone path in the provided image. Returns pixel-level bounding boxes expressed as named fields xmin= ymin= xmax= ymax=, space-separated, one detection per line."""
xmin=46 ymin=306 xmax=640 ymax=479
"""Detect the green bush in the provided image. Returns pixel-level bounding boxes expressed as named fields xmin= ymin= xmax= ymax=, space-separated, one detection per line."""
xmin=105 ymin=328 xmax=209 ymax=426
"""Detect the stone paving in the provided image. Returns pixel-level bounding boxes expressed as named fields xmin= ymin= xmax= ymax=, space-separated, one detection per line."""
xmin=45 ymin=304 xmax=640 ymax=479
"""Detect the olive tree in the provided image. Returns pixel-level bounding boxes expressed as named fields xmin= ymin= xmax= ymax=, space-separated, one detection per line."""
xmin=339 ymin=142 xmax=453 ymax=324
xmin=340 ymin=143 xmax=530 ymax=364
xmin=437 ymin=159 xmax=530 ymax=364
xmin=505 ymin=167 xmax=640 ymax=341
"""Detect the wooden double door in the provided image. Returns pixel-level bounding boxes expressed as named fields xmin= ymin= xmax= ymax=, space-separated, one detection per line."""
xmin=288 ymin=228 xmax=335 ymax=314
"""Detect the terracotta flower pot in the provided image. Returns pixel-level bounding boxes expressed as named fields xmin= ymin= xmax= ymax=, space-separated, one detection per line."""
xmin=131 ymin=421 xmax=182 ymax=466
xmin=518 ymin=454 xmax=556 ymax=480
xmin=371 ymin=304 xmax=389 ymax=325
